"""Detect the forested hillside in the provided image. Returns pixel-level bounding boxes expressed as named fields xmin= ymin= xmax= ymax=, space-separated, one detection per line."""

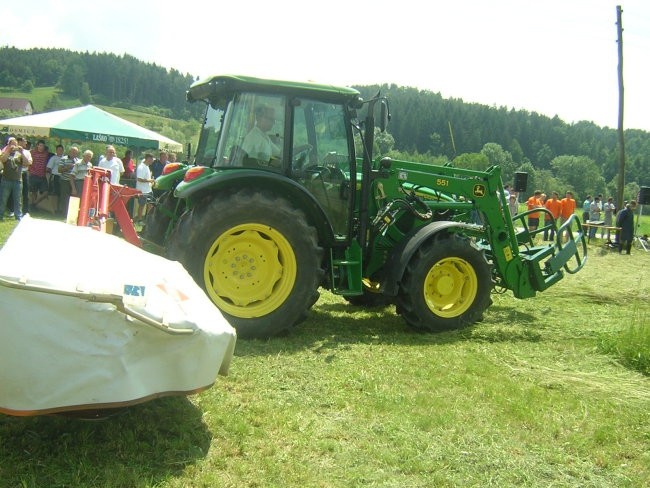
xmin=0 ymin=46 xmax=201 ymax=120
xmin=1 ymin=46 xmax=648 ymax=200
xmin=355 ymin=85 xmax=649 ymax=198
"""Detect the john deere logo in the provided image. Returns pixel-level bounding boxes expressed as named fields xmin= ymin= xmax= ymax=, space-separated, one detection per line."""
xmin=473 ymin=184 xmax=486 ymax=198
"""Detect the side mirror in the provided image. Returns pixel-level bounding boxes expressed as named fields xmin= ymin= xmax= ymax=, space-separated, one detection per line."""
xmin=379 ymin=101 xmax=390 ymax=132
xmin=379 ymin=157 xmax=392 ymax=170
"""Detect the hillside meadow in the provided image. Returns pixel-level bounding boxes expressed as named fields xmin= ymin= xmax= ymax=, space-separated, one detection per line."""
xmin=0 ymin=212 xmax=648 ymax=487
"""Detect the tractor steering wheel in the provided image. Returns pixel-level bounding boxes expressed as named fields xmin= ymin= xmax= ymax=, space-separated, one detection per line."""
xmin=292 ymin=144 xmax=312 ymax=170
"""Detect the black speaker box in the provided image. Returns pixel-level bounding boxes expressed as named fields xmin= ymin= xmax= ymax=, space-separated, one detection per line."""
xmin=513 ymin=172 xmax=528 ymax=193
xmin=639 ymin=187 xmax=650 ymax=205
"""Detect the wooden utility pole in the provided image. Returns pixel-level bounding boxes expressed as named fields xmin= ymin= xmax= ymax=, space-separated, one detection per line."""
xmin=616 ymin=6 xmax=626 ymax=210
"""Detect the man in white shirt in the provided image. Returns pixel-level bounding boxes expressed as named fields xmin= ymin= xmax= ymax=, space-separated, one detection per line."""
xmin=601 ymin=197 xmax=616 ymax=240
xmin=135 ymin=153 xmax=155 ymax=222
xmin=46 ymin=144 xmax=65 ymax=214
xmin=241 ymin=105 xmax=281 ymax=166
xmin=98 ymin=145 xmax=124 ymax=185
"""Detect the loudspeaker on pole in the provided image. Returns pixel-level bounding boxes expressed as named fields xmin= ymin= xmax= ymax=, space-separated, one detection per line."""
xmin=513 ymin=172 xmax=528 ymax=193
xmin=639 ymin=186 xmax=650 ymax=205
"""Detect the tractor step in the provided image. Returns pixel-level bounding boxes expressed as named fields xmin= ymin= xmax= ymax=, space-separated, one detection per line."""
xmin=330 ymin=243 xmax=363 ymax=295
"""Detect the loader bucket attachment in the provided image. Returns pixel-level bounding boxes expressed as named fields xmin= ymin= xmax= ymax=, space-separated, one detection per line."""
xmin=553 ymin=214 xmax=588 ymax=274
xmin=507 ymin=212 xmax=587 ymax=296
xmin=526 ymin=214 xmax=587 ymax=292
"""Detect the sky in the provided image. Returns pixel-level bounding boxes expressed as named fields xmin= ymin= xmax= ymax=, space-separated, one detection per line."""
xmin=3 ymin=0 xmax=649 ymax=131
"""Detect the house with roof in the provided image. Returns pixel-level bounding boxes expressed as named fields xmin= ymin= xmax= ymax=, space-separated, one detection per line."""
xmin=0 ymin=98 xmax=34 ymax=115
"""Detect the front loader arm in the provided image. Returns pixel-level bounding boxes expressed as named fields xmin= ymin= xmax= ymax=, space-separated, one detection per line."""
xmin=368 ymin=158 xmax=587 ymax=298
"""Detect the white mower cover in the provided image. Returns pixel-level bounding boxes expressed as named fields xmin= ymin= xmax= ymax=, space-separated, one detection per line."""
xmin=0 ymin=217 xmax=236 ymax=416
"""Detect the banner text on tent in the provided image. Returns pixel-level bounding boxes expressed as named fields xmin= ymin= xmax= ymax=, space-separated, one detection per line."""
xmin=93 ymin=133 xmax=129 ymax=146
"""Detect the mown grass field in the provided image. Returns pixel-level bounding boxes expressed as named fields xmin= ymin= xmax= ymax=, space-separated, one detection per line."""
xmin=0 ymin=213 xmax=648 ymax=487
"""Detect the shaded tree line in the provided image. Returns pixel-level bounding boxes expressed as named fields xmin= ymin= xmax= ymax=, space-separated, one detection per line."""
xmin=355 ymin=84 xmax=649 ymax=202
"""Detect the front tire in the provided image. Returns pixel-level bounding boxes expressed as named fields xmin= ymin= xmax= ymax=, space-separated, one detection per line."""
xmin=167 ymin=190 xmax=323 ymax=338
xmin=396 ymin=235 xmax=492 ymax=332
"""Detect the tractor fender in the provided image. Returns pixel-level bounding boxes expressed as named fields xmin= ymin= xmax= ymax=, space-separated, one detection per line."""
xmin=381 ymin=221 xmax=478 ymax=296
xmin=154 ymin=169 xmax=187 ymax=192
xmin=175 ymin=169 xmax=336 ymax=244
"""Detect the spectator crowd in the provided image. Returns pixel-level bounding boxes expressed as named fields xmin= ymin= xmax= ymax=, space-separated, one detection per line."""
xmin=518 ymin=188 xmax=639 ymax=255
xmin=0 ymin=136 xmax=643 ymax=255
xmin=1 ymin=137 xmax=174 ymax=224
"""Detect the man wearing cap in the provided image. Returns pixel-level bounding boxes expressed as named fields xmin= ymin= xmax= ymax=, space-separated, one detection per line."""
xmin=0 ymin=137 xmax=28 ymax=220
xmin=616 ymin=200 xmax=637 ymax=255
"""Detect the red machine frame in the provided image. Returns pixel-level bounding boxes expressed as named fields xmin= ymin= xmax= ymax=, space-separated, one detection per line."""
xmin=77 ymin=167 xmax=142 ymax=247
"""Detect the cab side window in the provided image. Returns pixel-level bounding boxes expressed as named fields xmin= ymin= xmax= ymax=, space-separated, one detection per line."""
xmin=292 ymin=100 xmax=351 ymax=236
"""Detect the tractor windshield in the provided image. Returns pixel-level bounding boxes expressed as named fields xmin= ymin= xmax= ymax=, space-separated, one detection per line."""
xmin=194 ymin=103 xmax=226 ymax=166
xmin=214 ymin=93 xmax=286 ymax=169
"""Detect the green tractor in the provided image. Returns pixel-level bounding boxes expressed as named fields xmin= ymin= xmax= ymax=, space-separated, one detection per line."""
xmin=145 ymin=74 xmax=587 ymax=339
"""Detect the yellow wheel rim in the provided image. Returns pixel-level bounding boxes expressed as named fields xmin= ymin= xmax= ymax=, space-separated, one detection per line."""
xmin=203 ymin=223 xmax=297 ymax=318
xmin=423 ymin=257 xmax=478 ymax=318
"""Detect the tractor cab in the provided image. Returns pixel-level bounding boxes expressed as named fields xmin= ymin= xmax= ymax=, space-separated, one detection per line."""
xmin=186 ymin=75 xmax=364 ymax=237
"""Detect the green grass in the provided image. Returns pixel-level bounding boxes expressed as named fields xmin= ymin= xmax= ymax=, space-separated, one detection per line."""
xmin=1 ymin=212 xmax=649 ymax=487
xmin=0 ymin=86 xmax=79 ymax=111
xmin=599 ymin=309 xmax=650 ymax=374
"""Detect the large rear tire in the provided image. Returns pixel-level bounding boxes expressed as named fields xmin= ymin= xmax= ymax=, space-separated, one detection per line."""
xmin=167 ymin=190 xmax=323 ymax=338
xmin=396 ymin=235 xmax=492 ymax=332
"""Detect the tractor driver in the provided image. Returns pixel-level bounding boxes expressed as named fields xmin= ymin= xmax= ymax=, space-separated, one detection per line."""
xmin=241 ymin=105 xmax=282 ymax=167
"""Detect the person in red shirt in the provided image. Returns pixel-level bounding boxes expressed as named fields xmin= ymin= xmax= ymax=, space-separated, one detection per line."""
xmin=28 ymin=140 xmax=51 ymax=208
xmin=543 ymin=191 xmax=563 ymax=241
xmin=121 ymin=150 xmax=136 ymax=181
xmin=559 ymin=191 xmax=576 ymax=224
xmin=526 ymin=190 xmax=543 ymax=231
